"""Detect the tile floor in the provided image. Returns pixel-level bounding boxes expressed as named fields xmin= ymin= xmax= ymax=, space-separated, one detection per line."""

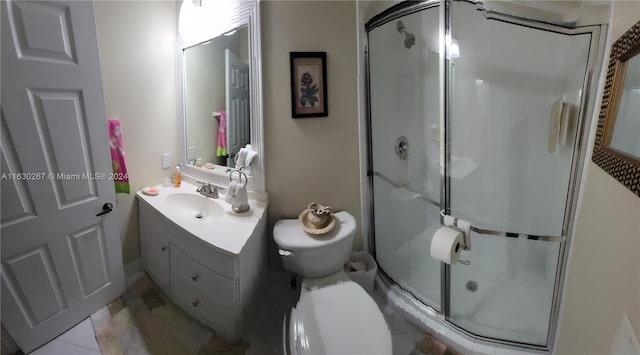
xmin=29 ymin=318 xmax=101 ymax=355
xmin=27 ymin=270 xmax=424 ymax=355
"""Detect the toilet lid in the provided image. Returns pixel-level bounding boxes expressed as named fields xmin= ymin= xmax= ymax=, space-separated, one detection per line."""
xmin=274 ymin=211 xmax=356 ymax=250
xmin=289 ymin=281 xmax=392 ymax=355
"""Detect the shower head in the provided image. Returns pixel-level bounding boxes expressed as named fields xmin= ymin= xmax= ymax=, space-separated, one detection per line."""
xmin=397 ymin=20 xmax=415 ymax=49
xmin=404 ymin=31 xmax=416 ymax=49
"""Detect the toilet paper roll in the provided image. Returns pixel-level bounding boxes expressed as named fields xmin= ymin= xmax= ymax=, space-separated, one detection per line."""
xmin=430 ymin=226 xmax=464 ymax=264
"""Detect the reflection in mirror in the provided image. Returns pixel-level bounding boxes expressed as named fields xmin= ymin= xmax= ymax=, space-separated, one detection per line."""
xmin=184 ymin=26 xmax=250 ymax=170
xmin=177 ymin=0 xmax=263 ymax=192
xmin=609 ymin=53 xmax=640 ymax=158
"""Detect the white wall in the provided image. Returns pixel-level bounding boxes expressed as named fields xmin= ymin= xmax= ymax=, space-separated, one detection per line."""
xmin=94 ymin=1 xmax=178 ymax=264
xmin=556 ymin=164 xmax=640 ymax=353
xmin=556 ymin=2 xmax=640 ymax=353
xmin=261 ymin=1 xmax=361 ymax=266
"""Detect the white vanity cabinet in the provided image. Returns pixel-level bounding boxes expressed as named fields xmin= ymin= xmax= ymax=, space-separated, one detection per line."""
xmin=170 ymin=246 xmax=236 ymax=333
xmin=139 ymin=212 xmax=171 ymax=292
xmin=137 ymin=189 xmax=267 ymax=341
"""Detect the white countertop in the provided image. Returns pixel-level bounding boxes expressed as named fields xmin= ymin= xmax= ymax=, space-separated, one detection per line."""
xmin=136 ymin=181 xmax=267 ymax=255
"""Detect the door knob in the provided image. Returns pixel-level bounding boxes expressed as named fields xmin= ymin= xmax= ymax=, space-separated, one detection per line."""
xmin=96 ymin=202 xmax=114 ymax=216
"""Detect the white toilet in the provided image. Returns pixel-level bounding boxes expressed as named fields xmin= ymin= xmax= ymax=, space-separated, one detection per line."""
xmin=274 ymin=211 xmax=392 ymax=355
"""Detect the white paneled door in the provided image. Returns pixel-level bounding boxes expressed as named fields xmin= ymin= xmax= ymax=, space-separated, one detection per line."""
xmin=1 ymin=1 xmax=125 ymax=352
xmin=225 ymin=49 xmax=250 ymax=161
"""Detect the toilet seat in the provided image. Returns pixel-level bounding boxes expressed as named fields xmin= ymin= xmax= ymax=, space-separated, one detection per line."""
xmin=288 ymin=281 xmax=392 ymax=355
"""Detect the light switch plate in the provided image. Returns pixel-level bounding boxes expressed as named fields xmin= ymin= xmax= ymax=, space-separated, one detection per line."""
xmin=162 ymin=153 xmax=171 ymax=169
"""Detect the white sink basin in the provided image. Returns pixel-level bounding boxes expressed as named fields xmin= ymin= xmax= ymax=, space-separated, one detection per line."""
xmin=165 ymin=193 xmax=223 ymax=223
xmin=136 ymin=181 xmax=268 ymax=255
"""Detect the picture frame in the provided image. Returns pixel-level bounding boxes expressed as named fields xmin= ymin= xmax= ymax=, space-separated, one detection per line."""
xmin=591 ymin=21 xmax=640 ymax=197
xmin=290 ymin=52 xmax=328 ymax=118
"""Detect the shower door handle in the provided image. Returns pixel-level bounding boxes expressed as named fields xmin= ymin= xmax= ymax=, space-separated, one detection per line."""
xmin=440 ymin=210 xmax=565 ymax=243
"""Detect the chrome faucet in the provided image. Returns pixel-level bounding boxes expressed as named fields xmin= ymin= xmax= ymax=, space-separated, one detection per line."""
xmin=196 ymin=181 xmax=219 ymax=199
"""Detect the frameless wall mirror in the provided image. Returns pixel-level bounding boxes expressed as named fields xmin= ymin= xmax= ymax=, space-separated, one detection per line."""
xmin=184 ymin=26 xmax=249 ymax=168
xmin=176 ymin=0 xmax=264 ymax=192
xmin=592 ymin=21 xmax=640 ymax=196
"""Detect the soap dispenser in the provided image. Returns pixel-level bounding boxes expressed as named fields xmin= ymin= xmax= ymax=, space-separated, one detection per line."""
xmin=173 ymin=165 xmax=181 ymax=187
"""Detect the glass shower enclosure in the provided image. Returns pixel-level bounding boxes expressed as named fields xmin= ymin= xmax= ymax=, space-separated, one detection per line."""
xmin=366 ymin=0 xmax=604 ymax=350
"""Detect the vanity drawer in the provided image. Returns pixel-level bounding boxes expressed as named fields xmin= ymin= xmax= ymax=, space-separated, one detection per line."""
xmin=170 ymin=246 xmax=236 ymax=332
xmin=171 ymin=232 xmax=236 ymax=280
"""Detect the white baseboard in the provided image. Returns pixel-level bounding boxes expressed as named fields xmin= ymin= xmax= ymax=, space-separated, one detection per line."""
xmin=124 ymin=259 xmax=143 ymax=284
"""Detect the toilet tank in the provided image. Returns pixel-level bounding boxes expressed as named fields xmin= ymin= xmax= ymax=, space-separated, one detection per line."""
xmin=273 ymin=211 xmax=356 ymax=279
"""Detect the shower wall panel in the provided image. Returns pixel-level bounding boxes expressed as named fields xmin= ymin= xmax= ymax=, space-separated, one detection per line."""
xmin=369 ymin=6 xmax=441 ymax=308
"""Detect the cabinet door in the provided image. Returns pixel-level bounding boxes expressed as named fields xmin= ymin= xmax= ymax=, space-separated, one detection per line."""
xmin=139 ymin=213 xmax=170 ymax=291
xmin=171 ymin=245 xmax=237 ymax=339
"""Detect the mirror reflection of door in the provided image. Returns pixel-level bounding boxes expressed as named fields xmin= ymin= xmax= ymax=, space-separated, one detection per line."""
xmin=225 ymin=49 xmax=250 ymax=164
xmin=184 ymin=26 xmax=250 ymax=168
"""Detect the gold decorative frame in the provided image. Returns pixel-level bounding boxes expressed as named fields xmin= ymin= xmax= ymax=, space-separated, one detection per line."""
xmin=592 ymin=21 xmax=640 ymax=197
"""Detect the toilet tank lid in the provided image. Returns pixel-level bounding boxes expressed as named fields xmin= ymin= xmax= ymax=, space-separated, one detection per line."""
xmin=290 ymin=281 xmax=392 ymax=355
xmin=273 ymin=211 xmax=356 ymax=250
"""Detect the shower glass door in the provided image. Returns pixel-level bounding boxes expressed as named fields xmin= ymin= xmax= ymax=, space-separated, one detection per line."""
xmin=446 ymin=1 xmax=592 ymax=345
xmin=367 ymin=0 xmax=601 ymax=348
xmin=368 ymin=3 xmax=442 ymax=310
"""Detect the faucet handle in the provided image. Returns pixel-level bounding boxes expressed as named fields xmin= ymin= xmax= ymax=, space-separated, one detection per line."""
xmin=196 ymin=181 xmax=210 ymax=193
xmin=196 ymin=181 xmax=219 ymax=198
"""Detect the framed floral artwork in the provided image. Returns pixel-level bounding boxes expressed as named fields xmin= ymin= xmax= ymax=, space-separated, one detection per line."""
xmin=290 ymin=52 xmax=328 ymax=118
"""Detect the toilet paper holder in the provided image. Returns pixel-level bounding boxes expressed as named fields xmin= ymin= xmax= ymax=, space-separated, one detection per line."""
xmin=440 ymin=211 xmax=471 ymax=265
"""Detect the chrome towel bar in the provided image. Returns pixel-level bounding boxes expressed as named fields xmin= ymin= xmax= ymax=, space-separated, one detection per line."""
xmin=369 ymin=170 xmax=565 ymax=243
